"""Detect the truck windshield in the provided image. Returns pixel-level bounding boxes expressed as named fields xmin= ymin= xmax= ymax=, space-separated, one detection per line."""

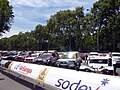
xmin=42 ymin=53 xmax=52 ymax=58
xmin=112 ymin=54 xmax=120 ymax=57
xmin=61 ymin=54 xmax=76 ymax=59
xmin=90 ymin=59 xmax=108 ymax=64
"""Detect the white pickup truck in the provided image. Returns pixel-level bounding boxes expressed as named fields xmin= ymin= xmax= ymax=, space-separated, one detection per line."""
xmin=111 ymin=52 xmax=120 ymax=64
xmin=81 ymin=53 xmax=113 ymax=75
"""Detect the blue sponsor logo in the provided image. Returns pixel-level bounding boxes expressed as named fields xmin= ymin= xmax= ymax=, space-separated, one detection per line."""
xmin=14 ymin=63 xmax=22 ymax=70
xmin=55 ymin=78 xmax=110 ymax=90
xmin=55 ymin=79 xmax=92 ymax=90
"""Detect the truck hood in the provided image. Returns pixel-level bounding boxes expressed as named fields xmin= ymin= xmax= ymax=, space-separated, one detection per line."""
xmin=89 ymin=63 xmax=108 ymax=69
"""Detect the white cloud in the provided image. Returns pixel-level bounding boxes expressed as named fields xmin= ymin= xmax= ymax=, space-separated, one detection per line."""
xmin=9 ymin=0 xmax=88 ymax=8
xmin=3 ymin=27 xmax=28 ymax=37
xmin=4 ymin=0 xmax=98 ymax=38
xmin=9 ymin=0 xmax=52 ymax=7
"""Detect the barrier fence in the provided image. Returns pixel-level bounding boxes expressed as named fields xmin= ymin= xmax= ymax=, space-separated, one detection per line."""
xmin=1 ymin=60 xmax=120 ymax=90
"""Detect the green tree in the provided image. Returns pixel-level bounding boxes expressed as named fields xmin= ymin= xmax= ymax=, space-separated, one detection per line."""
xmin=91 ymin=0 xmax=120 ymax=51
xmin=9 ymin=35 xmax=18 ymax=50
xmin=73 ymin=7 xmax=84 ymax=51
xmin=0 ymin=0 xmax=14 ymax=36
xmin=31 ymin=24 xmax=49 ymax=50
xmin=81 ymin=14 xmax=96 ymax=51
xmin=0 ymin=37 xmax=10 ymax=50
xmin=47 ymin=7 xmax=84 ymax=51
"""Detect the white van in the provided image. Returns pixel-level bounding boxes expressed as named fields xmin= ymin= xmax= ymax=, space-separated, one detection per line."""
xmin=111 ymin=52 xmax=120 ymax=64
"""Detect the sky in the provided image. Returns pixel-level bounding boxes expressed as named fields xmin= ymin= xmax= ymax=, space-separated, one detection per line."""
xmin=2 ymin=0 xmax=98 ymax=37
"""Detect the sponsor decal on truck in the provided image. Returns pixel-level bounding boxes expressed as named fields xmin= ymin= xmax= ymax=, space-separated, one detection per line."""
xmin=55 ymin=78 xmax=110 ymax=90
xmin=37 ymin=67 xmax=50 ymax=84
xmin=14 ymin=63 xmax=32 ymax=74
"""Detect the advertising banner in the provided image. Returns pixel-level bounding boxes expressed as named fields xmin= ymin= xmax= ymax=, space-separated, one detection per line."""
xmin=43 ymin=67 xmax=120 ymax=90
xmin=7 ymin=61 xmax=120 ymax=90
xmin=9 ymin=61 xmax=41 ymax=79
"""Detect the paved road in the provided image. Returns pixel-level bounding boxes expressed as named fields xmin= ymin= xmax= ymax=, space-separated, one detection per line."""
xmin=0 ymin=69 xmax=46 ymax=90
xmin=116 ymin=68 xmax=120 ymax=75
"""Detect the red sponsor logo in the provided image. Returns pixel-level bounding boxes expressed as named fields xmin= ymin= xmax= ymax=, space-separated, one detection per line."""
xmin=14 ymin=63 xmax=32 ymax=74
xmin=19 ymin=66 xmax=32 ymax=74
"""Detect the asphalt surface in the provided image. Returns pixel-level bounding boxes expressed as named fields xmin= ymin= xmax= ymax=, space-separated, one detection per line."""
xmin=116 ymin=68 xmax=120 ymax=75
xmin=0 ymin=68 xmax=46 ymax=90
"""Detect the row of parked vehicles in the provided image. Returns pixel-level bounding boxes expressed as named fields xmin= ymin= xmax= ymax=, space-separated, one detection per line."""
xmin=1 ymin=50 xmax=120 ymax=75
xmin=0 ymin=50 xmax=82 ymax=70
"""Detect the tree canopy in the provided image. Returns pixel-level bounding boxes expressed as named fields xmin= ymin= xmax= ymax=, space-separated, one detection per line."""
xmin=0 ymin=0 xmax=120 ymax=52
xmin=0 ymin=0 xmax=14 ymax=36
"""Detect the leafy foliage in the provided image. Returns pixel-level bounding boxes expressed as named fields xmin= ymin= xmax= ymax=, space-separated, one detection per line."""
xmin=0 ymin=0 xmax=14 ymax=36
xmin=0 ymin=0 xmax=120 ymax=52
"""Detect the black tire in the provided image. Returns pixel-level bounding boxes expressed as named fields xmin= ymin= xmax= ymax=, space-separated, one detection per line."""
xmin=5 ymin=62 xmax=11 ymax=68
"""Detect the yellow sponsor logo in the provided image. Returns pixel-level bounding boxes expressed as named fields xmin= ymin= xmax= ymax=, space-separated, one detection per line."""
xmin=37 ymin=67 xmax=50 ymax=84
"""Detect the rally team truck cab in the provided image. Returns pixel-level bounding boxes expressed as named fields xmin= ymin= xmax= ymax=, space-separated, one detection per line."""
xmin=84 ymin=53 xmax=113 ymax=75
xmin=111 ymin=52 xmax=120 ymax=64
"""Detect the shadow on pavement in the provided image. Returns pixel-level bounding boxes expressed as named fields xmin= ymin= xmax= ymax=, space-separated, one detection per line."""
xmin=0 ymin=69 xmax=46 ymax=90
